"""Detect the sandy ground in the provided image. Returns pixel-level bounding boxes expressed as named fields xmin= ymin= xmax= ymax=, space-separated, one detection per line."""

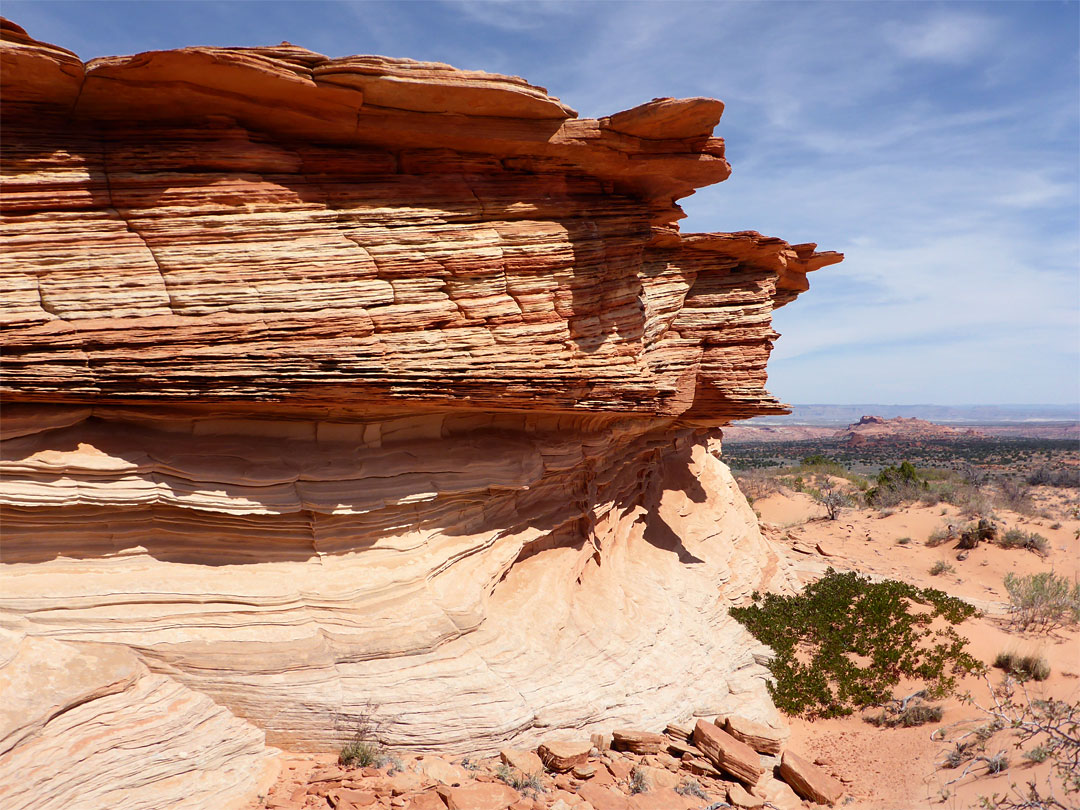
xmin=757 ymin=485 xmax=1080 ymax=809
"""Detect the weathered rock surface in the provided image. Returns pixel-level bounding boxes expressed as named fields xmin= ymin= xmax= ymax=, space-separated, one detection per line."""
xmin=692 ymin=720 xmax=765 ymax=785
xmin=0 ymin=16 xmax=840 ymax=810
xmin=611 ymin=730 xmax=669 ymax=755
xmin=779 ymin=750 xmax=845 ymax=806
xmin=721 ymin=714 xmax=786 ymax=755
xmin=0 ymin=627 xmax=277 ymax=810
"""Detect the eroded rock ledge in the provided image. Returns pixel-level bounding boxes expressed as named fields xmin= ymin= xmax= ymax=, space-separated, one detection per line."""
xmin=0 ymin=17 xmax=840 ymax=810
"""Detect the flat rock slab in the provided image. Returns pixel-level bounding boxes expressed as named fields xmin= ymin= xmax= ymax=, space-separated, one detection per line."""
xmin=722 ymin=715 xmax=785 ymax=755
xmin=439 ymin=782 xmax=521 ymax=810
xmin=612 ymin=729 xmax=668 ymax=755
xmin=692 ymin=719 xmax=765 ymax=785
xmin=500 ymin=749 xmax=544 ymax=776
xmin=779 ymin=750 xmax=845 ymax=806
xmin=406 ymin=793 xmax=449 ymax=810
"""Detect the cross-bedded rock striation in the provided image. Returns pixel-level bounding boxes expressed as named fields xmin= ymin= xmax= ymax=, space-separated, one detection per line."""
xmin=0 ymin=17 xmax=839 ymax=810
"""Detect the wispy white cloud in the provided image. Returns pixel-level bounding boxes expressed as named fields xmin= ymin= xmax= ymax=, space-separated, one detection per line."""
xmin=883 ymin=10 xmax=1000 ymax=65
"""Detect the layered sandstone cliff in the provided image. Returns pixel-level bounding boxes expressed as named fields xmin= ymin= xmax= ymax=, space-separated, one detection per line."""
xmin=0 ymin=18 xmax=840 ymax=809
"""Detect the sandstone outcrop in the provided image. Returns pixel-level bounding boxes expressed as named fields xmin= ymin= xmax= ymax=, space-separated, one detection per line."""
xmin=0 ymin=16 xmax=840 ymax=809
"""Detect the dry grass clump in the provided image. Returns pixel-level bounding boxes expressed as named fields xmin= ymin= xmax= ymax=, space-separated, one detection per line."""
xmin=864 ymin=701 xmax=944 ymax=728
xmin=930 ymin=560 xmax=955 ymax=577
xmin=495 ymin=764 xmax=545 ymax=796
xmin=992 ymin=651 xmax=1050 ymax=682
xmin=1003 ymin=571 xmax=1080 ymax=632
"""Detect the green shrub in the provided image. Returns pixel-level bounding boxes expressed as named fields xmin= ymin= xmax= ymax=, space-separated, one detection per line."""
xmin=995 ymin=529 xmax=1050 ymax=556
xmin=930 ymin=561 xmax=954 ymax=577
xmin=867 ymin=462 xmax=928 ymax=507
xmin=730 ymin=569 xmax=982 ymax=719
xmin=897 ymin=537 xmax=913 ymax=546
xmin=926 ymin=524 xmax=956 ymax=548
xmin=993 ymin=651 xmax=1050 ymax=682
xmin=339 ymin=734 xmax=383 ymax=768
xmin=1003 ymin=571 xmax=1080 ymax=632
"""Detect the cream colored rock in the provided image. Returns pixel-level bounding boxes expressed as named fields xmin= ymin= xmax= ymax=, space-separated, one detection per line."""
xmin=0 ymin=629 xmax=276 ymax=810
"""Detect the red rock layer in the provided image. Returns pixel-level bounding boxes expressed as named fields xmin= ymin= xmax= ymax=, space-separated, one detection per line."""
xmin=0 ymin=18 xmax=839 ymax=422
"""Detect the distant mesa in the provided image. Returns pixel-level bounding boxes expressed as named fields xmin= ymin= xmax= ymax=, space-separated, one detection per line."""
xmin=841 ymin=415 xmax=983 ymax=445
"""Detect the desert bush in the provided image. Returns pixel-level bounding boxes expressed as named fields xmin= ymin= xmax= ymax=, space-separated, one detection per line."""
xmin=939 ymin=482 xmax=995 ymax=518
xmin=927 ymin=524 xmax=957 ymax=548
xmin=675 ymin=778 xmax=709 ymax=799
xmin=735 ymin=469 xmax=781 ymax=502
xmin=930 ymin=561 xmax=955 ymax=577
xmin=962 ymin=676 xmax=1080 ymax=809
xmin=495 ymin=764 xmax=545 ymax=796
xmin=730 ymin=569 xmax=982 ymax=719
xmin=338 ymin=705 xmax=388 ymax=768
xmin=864 ymin=694 xmax=944 ymax=728
xmin=897 ymin=537 xmax=913 ymax=545
xmin=995 ymin=528 xmax=1050 ymax=556
xmin=1027 ymin=465 xmax=1080 ymax=488
xmin=339 ymin=732 xmax=384 ymax=768
xmin=993 ymin=651 xmax=1051 ymax=682
xmin=1003 ymin=571 xmax=1080 ymax=633
xmin=629 ymin=766 xmax=650 ymax=794
xmin=998 ymin=479 xmax=1034 ymax=514
xmin=818 ymin=482 xmax=850 ymax=520
xmin=867 ymin=461 xmax=928 ymax=507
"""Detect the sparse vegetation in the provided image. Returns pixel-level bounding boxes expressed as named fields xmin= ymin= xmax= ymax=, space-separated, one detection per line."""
xmin=1003 ymin=571 xmax=1080 ymax=633
xmin=495 ymin=764 xmax=545 ymax=796
xmin=864 ymin=693 xmax=944 ymax=728
xmin=866 ymin=461 xmax=928 ymax=508
xmin=995 ymin=528 xmax=1050 ymax=556
xmin=993 ymin=651 xmax=1051 ymax=682
xmin=730 ymin=569 xmax=982 ymax=719
xmin=337 ymin=705 xmax=392 ymax=769
xmin=927 ymin=524 xmax=956 ymax=548
xmin=675 ymin=777 xmax=709 ymax=799
xmin=628 ymin=766 xmax=650 ymax=794
xmin=897 ymin=536 xmax=913 ymax=545
xmin=962 ymin=676 xmax=1080 ymax=809
xmin=930 ymin=560 xmax=955 ymax=577
xmin=339 ymin=731 xmax=384 ymax=768
xmin=818 ymin=481 xmax=850 ymax=520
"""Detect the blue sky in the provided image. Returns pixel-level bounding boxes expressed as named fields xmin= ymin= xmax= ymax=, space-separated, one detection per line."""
xmin=7 ymin=0 xmax=1079 ymax=406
